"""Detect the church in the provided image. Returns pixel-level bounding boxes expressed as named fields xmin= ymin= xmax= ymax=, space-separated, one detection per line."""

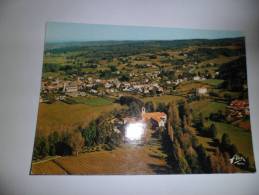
xmin=141 ymin=107 xmax=167 ymax=129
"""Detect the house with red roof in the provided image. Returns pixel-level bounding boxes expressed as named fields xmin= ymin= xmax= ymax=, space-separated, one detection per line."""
xmin=141 ymin=107 xmax=167 ymax=129
xmin=226 ymin=99 xmax=250 ymax=121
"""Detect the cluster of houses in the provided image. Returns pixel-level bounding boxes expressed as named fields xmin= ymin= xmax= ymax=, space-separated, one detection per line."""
xmin=40 ymin=63 xmax=215 ymax=102
xmin=40 ymin=75 xmax=167 ymax=102
xmin=226 ymin=100 xmax=250 ymax=121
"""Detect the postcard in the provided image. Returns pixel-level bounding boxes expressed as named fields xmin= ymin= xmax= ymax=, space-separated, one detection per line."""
xmin=31 ymin=22 xmax=255 ymax=174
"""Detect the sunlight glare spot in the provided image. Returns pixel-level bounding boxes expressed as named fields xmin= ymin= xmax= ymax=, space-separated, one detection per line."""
xmin=125 ymin=122 xmax=146 ymax=141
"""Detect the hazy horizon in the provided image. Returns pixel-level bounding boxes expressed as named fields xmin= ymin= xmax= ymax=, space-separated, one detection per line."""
xmin=45 ymin=22 xmax=243 ymax=43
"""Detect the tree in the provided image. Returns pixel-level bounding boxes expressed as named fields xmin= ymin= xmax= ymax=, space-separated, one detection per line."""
xmin=209 ymin=150 xmax=236 ymax=173
xmin=100 ymin=70 xmax=112 ymax=79
xmin=185 ymin=146 xmax=201 ymax=173
xmin=94 ymin=114 xmax=121 ymax=148
xmin=119 ymin=74 xmax=130 ymax=82
xmin=221 ymin=133 xmax=231 ymax=149
xmin=209 ymin=111 xmax=225 ymax=122
xmin=196 ymin=144 xmax=211 ymax=173
xmin=43 ymin=63 xmax=59 ymax=73
xmin=69 ymin=131 xmax=84 ymax=156
xmin=168 ymin=70 xmax=177 ymax=80
xmin=182 ymin=116 xmax=188 ymax=132
xmin=117 ymin=96 xmax=143 ymax=107
xmin=220 ymin=133 xmax=238 ymax=157
xmin=208 ymin=123 xmax=217 ymax=138
xmin=128 ymin=101 xmax=141 ymax=117
xmin=179 ymin=100 xmax=192 ymax=126
xmin=195 ymin=113 xmax=204 ymax=132
xmin=82 ymin=121 xmax=97 ymax=147
xmin=168 ymin=101 xmax=181 ymax=135
xmin=218 ymin=56 xmax=247 ymax=91
xmin=48 ymin=131 xmax=60 ymax=155
xmin=157 ymin=102 xmax=167 ymax=113
xmin=109 ymin=64 xmax=117 ymax=72
xmin=145 ymin=101 xmax=154 ymax=112
xmin=33 ymin=136 xmax=49 ymax=159
xmin=174 ymin=140 xmax=191 ymax=173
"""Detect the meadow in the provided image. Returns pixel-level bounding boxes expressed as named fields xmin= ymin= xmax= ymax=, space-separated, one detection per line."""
xmin=36 ymin=100 xmax=123 ymax=137
xmin=190 ymin=99 xmax=254 ymax=162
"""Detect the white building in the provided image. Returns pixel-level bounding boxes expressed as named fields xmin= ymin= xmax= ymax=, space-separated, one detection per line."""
xmin=193 ymin=76 xmax=201 ymax=81
xmin=196 ymin=87 xmax=208 ymax=96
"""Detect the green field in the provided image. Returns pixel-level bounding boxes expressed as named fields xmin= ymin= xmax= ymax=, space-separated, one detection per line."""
xmin=176 ymin=81 xmax=211 ymax=93
xmin=72 ymin=96 xmax=114 ymax=106
xmin=199 ymin=79 xmax=224 ymax=87
xmin=190 ymin=99 xmax=255 ymax=164
xmin=43 ymin=55 xmax=67 ymax=65
xmin=143 ymin=95 xmax=184 ymax=105
xmin=190 ymin=99 xmax=226 ymax=118
xmin=208 ymin=121 xmax=254 ymax=162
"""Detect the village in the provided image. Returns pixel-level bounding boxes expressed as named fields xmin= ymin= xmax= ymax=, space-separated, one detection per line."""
xmin=40 ymin=67 xmax=249 ymax=123
xmin=40 ymin=68 xmax=214 ymax=101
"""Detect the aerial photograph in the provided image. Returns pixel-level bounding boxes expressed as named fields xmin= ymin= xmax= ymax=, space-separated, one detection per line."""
xmin=30 ymin=22 xmax=256 ymax=174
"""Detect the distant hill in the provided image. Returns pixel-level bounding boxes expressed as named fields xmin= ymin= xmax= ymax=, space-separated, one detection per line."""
xmin=44 ymin=37 xmax=245 ymax=61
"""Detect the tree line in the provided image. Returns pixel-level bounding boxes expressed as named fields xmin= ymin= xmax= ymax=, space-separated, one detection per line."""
xmin=162 ymin=100 xmax=241 ymax=173
xmin=32 ymin=113 xmax=122 ymax=160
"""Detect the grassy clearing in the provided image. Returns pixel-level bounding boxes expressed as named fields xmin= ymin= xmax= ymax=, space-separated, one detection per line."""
xmin=207 ymin=121 xmax=254 ymax=162
xmin=143 ymin=95 xmax=184 ymax=105
xmin=72 ymin=96 xmax=114 ymax=106
xmin=190 ymin=99 xmax=226 ymax=118
xmin=190 ymin=99 xmax=255 ymax=163
xmin=198 ymin=55 xmax=239 ymax=67
xmin=199 ymin=79 xmax=224 ymax=87
xmin=36 ymin=101 xmax=123 ymax=137
xmin=194 ymin=56 xmax=240 ymax=75
xmin=42 ymin=72 xmax=61 ymax=79
xmin=43 ymin=55 xmax=67 ymax=65
xmin=176 ymin=81 xmax=210 ymax=93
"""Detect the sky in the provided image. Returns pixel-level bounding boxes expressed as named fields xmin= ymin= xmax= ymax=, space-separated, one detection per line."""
xmin=45 ymin=22 xmax=243 ymax=43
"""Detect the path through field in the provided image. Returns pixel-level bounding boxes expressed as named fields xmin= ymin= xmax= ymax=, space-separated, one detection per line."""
xmin=31 ymin=129 xmax=173 ymax=175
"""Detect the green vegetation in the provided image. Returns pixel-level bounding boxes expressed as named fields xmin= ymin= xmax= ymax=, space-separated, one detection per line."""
xmin=71 ymin=96 xmax=114 ymax=106
xmin=190 ymin=100 xmax=226 ymax=118
xmin=208 ymin=121 xmax=254 ymax=162
xmin=36 ymin=101 xmax=123 ymax=137
xmin=200 ymin=79 xmax=224 ymax=87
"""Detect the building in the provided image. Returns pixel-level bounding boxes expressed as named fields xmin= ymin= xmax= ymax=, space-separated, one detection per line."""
xmin=196 ymin=87 xmax=208 ymax=96
xmin=141 ymin=107 xmax=167 ymax=129
xmin=193 ymin=76 xmax=201 ymax=81
xmin=63 ymin=82 xmax=78 ymax=93
xmin=226 ymin=100 xmax=250 ymax=120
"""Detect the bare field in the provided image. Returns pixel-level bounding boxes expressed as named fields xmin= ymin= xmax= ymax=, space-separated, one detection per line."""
xmin=31 ymin=143 xmax=171 ymax=175
xmin=31 ymin=160 xmax=67 ymax=175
